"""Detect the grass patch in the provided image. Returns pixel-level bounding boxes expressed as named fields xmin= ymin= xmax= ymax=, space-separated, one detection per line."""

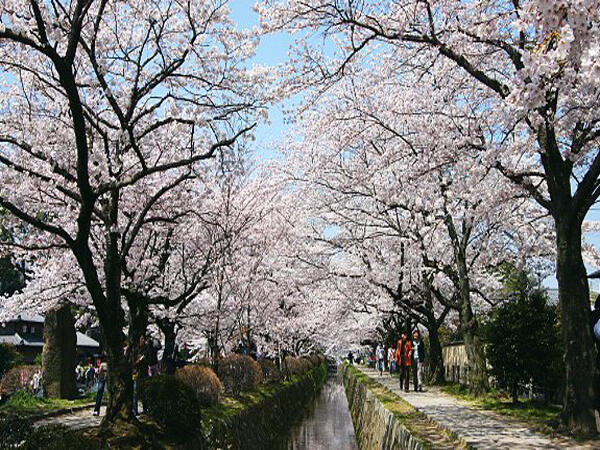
xmin=0 ymin=391 xmax=96 ymax=416
xmin=344 ymin=365 xmax=468 ymax=449
xmin=441 ymin=383 xmax=561 ymax=434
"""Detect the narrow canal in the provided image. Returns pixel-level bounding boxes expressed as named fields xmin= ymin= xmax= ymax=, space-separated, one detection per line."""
xmin=286 ymin=374 xmax=358 ymax=449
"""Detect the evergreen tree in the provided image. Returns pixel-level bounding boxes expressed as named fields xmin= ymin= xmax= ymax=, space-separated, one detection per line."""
xmin=485 ymin=267 xmax=562 ymax=403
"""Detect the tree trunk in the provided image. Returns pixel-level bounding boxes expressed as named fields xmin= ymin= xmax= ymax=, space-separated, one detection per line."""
xmin=160 ymin=321 xmax=177 ymax=375
xmin=101 ymin=191 xmax=135 ymax=426
xmin=457 ymin=246 xmax=489 ymax=394
xmin=103 ymin=341 xmax=132 ymax=425
xmin=511 ymin=383 xmax=519 ymax=405
xmin=555 ymin=220 xmax=597 ymax=435
xmin=426 ymin=323 xmax=446 ymax=385
xmin=128 ymin=296 xmax=148 ymax=352
xmin=463 ymin=311 xmax=489 ymax=395
xmin=210 ymin=316 xmax=221 ymax=373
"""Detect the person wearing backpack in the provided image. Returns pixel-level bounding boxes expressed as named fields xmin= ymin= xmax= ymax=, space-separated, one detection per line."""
xmin=376 ymin=343 xmax=385 ymax=376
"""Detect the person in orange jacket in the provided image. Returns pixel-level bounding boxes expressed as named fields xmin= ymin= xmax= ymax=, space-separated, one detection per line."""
xmin=395 ymin=331 xmax=413 ymax=392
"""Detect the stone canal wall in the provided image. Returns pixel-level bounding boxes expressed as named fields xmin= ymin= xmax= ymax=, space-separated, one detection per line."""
xmin=342 ymin=365 xmax=425 ymax=450
xmin=202 ymin=362 xmax=328 ymax=449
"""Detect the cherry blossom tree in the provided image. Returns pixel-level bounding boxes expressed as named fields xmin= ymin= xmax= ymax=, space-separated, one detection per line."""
xmin=0 ymin=0 xmax=265 ymax=424
xmin=275 ymin=56 xmax=553 ymax=392
xmin=259 ymin=0 xmax=600 ymax=433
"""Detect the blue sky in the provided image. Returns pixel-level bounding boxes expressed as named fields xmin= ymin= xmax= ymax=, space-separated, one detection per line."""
xmin=230 ymin=1 xmax=292 ymax=158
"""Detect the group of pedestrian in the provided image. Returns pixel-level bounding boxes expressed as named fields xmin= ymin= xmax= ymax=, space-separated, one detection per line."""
xmin=76 ymin=360 xmax=99 ymax=391
xmin=370 ymin=329 xmax=426 ymax=392
xmin=394 ymin=330 xmax=426 ymax=392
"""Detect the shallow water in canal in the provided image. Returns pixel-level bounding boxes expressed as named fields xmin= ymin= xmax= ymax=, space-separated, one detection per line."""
xmin=286 ymin=375 xmax=358 ymax=450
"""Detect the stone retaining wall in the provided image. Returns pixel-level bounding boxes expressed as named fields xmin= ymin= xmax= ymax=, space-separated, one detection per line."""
xmin=342 ymin=365 xmax=425 ymax=450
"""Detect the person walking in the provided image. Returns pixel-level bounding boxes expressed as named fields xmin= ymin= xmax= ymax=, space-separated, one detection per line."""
xmin=347 ymin=350 xmax=354 ymax=365
xmin=395 ymin=333 xmax=406 ymax=389
xmin=403 ymin=336 xmax=413 ymax=392
xmin=85 ymin=361 xmax=96 ymax=391
xmin=396 ymin=332 xmax=413 ymax=392
xmin=32 ymin=369 xmax=41 ymax=395
xmin=376 ymin=343 xmax=385 ymax=376
xmin=412 ymin=330 xmax=426 ymax=392
xmin=93 ymin=355 xmax=108 ymax=416
xmin=387 ymin=346 xmax=396 ymax=374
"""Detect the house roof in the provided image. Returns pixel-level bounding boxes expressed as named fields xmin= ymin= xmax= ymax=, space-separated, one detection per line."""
xmin=0 ymin=333 xmax=21 ymax=346
xmin=76 ymin=332 xmax=100 ymax=348
xmin=14 ymin=313 xmax=45 ymax=323
xmin=0 ymin=332 xmax=42 ymax=347
xmin=0 ymin=331 xmax=99 ymax=349
xmin=0 ymin=309 xmax=45 ymax=324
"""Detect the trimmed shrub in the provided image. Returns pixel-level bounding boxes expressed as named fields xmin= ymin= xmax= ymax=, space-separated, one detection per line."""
xmin=0 ymin=415 xmax=32 ymax=449
xmin=283 ymin=357 xmax=311 ymax=376
xmin=0 ymin=365 xmax=40 ymax=397
xmin=176 ymin=365 xmax=223 ymax=407
xmin=258 ymin=359 xmax=281 ymax=383
xmin=22 ymin=424 xmax=96 ymax=450
xmin=216 ymin=355 xmax=262 ymax=397
xmin=307 ymin=354 xmax=326 ymax=367
xmin=141 ymin=375 xmax=202 ymax=435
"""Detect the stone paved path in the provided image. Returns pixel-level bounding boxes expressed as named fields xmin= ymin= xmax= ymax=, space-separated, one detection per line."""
xmin=35 ymin=405 xmax=104 ymax=430
xmin=358 ymin=367 xmax=597 ymax=449
xmin=35 ymin=403 xmax=144 ymax=430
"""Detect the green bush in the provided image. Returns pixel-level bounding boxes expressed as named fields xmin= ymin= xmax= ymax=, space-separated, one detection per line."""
xmin=0 ymin=414 xmax=32 ymax=449
xmin=176 ymin=365 xmax=223 ymax=407
xmin=484 ymin=266 xmax=562 ymax=403
xmin=258 ymin=359 xmax=281 ymax=383
xmin=22 ymin=424 xmax=96 ymax=450
xmin=216 ymin=355 xmax=263 ymax=397
xmin=141 ymin=375 xmax=202 ymax=435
